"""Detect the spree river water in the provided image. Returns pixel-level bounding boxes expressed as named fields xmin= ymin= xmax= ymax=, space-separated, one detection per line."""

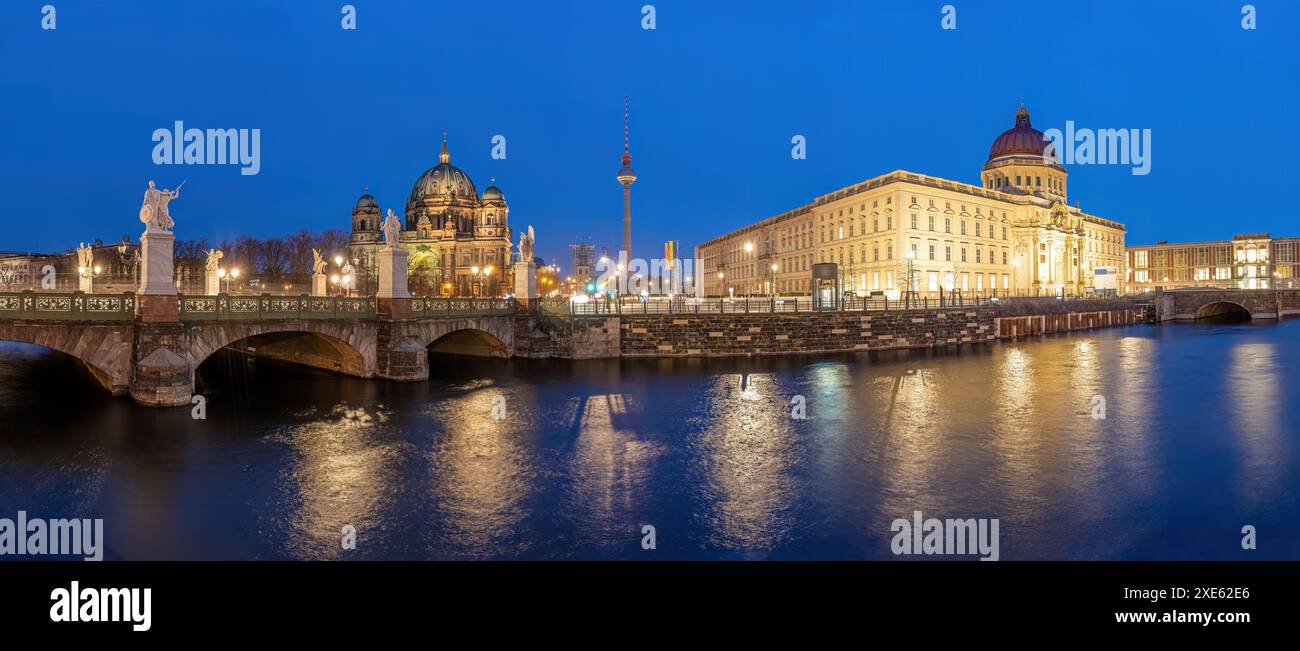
xmin=0 ymin=320 xmax=1296 ymax=560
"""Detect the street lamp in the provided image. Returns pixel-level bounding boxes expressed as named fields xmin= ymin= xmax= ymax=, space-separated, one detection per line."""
xmin=1012 ymin=257 xmax=1021 ymax=297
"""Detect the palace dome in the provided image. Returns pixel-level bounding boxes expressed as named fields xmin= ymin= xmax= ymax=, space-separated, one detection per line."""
xmin=407 ymin=139 xmax=479 ymax=209
xmin=986 ymin=104 xmax=1048 ymax=163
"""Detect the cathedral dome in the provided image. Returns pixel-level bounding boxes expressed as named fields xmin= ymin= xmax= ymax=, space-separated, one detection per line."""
xmin=986 ymin=104 xmax=1049 ymax=164
xmin=407 ymin=138 xmax=478 ymax=209
xmin=482 ymin=184 xmax=505 ymax=203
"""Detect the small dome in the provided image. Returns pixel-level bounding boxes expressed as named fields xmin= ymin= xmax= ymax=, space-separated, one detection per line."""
xmin=354 ymin=191 xmax=379 ymax=213
xmin=986 ymin=104 xmax=1049 ymax=164
xmin=483 ymin=184 xmax=505 ymax=203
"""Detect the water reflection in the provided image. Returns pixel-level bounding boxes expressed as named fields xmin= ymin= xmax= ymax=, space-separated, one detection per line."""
xmin=428 ymin=385 xmax=531 ymax=557
xmin=1227 ymin=341 xmax=1284 ymax=507
xmin=271 ymin=404 xmax=402 ymax=560
xmin=0 ymin=319 xmax=1298 ymax=560
xmin=696 ymin=372 xmax=801 ymax=553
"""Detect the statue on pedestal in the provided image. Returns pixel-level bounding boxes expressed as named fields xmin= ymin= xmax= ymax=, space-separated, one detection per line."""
xmin=76 ymin=242 xmax=94 ymax=274
xmin=518 ymin=225 xmax=535 ymax=265
xmin=311 ymin=248 xmax=328 ymax=275
xmin=139 ymin=180 xmax=183 ymax=233
xmin=205 ymin=249 xmax=224 ymax=272
xmin=382 ymin=209 xmax=402 ymax=249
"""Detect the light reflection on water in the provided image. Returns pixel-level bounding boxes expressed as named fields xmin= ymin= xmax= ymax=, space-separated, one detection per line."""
xmin=0 ymin=319 xmax=1298 ymax=560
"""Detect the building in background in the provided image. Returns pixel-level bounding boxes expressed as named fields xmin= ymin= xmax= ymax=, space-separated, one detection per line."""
xmin=1126 ymin=233 xmax=1299 ymax=293
xmin=570 ymin=240 xmax=596 ymax=281
xmin=349 ymin=135 xmax=513 ymax=297
xmin=697 ymin=103 xmax=1127 ymax=298
xmin=0 ymin=238 xmax=140 ymax=293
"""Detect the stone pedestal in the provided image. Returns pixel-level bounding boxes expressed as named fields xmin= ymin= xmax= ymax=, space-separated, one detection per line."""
xmin=206 ymin=269 xmax=221 ymax=296
xmin=377 ymin=247 xmax=410 ymax=299
xmin=79 ymin=274 xmax=93 ymax=293
xmin=139 ymin=230 xmax=175 ymax=295
xmin=312 ymin=273 xmax=327 ymax=297
xmin=377 ymin=246 xmax=411 ymax=319
xmin=514 ymin=261 xmax=537 ymax=307
xmin=137 ymin=230 xmax=179 ymax=322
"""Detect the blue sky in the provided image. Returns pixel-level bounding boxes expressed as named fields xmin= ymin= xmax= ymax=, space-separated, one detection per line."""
xmin=1 ymin=1 xmax=1296 ymax=264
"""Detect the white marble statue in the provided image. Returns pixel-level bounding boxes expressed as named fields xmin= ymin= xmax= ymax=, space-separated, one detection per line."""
xmin=519 ymin=225 xmax=535 ymax=264
xmin=76 ymin=242 xmax=94 ymax=272
xmin=311 ymin=248 xmax=328 ymax=275
xmin=382 ymin=209 xmax=402 ymax=249
xmin=139 ymin=180 xmax=183 ymax=232
xmin=205 ymin=248 xmax=224 ymax=272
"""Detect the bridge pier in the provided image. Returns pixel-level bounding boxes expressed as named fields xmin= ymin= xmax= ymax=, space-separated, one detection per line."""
xmin=375 ymin=317 xmax=429 ymax=382
xmin=129 ymin=321 xmax=192 ymax=407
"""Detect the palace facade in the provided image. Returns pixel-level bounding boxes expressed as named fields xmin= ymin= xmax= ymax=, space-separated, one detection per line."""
xmin=697 ymin=104 xmax=1127 ymax=298
xmin=1126 ymin=233 xmax=1300 ymax=293
xmin=348 ymin=137 xmax=513 ymax=297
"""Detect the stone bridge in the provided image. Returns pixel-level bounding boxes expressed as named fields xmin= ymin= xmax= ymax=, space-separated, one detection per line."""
xmin=1156 ymin=288 xmax=1300 ymax=321
xmin=0 ymin=291 xmax=517 ymax=406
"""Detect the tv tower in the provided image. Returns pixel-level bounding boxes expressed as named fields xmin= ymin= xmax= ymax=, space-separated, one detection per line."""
xmin=617 ymin=95 xmax=637 ymax=264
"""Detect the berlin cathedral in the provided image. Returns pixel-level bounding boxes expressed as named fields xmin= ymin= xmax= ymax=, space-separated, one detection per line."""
xmin=348 ymin=136 xmax=513 ymax=297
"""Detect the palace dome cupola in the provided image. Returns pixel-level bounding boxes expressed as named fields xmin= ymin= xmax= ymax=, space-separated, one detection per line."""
xmin=980 ymin=101 xmax=1067 ymax=203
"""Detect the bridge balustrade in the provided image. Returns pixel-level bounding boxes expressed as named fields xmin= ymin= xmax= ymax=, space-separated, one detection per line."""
xmin=178 ymin=294 xmax=378 ymax=321
xmin=0 ymin=291 xmax=136 ymax=321
xmin=412 ymin=297 xmax=514 ymax=317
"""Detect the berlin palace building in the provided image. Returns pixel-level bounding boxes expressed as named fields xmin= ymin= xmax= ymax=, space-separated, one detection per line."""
xmin=697 ymin=104 xmax=1128 ymax=298
xmin=348 ymin=136 xmax=513 ymax=297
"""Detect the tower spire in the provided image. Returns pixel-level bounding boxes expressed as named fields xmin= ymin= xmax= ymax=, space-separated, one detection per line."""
xmin=617 ymin=95 xmax=638 ymax=276
xmin=439 ymin=131 xmax=450 ymax=164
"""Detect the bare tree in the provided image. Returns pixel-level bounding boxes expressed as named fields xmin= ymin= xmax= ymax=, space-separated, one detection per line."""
xmin=261 ymin=238 xmax=292 ymax=280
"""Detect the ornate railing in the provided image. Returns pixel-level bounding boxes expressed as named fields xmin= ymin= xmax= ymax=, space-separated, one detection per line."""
xmin=178 ymin=294 xmax=377 ymax=321
xmin=0 ymin=291 xmax=136 ymax=321
xmin=0 ymin=291 xmax=514 ymax=322
xmin=543 ymin=294 xmax=1006 ymax=316
xmin=412 ymin=297 xmax=514 ymax=317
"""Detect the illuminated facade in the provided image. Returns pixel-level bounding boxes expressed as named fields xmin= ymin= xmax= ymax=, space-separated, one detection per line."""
xmin=698 ymin=104 xmax=1127 ymax=298
xmin=348 ymin=136 xmax=513 ymax=297
xmin=1126 ymin=233 xmax=1300 ymax=293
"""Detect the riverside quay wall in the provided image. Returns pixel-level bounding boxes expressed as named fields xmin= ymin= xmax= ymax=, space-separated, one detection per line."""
xmin=515 ymin=303 xmax=1155 ymax=359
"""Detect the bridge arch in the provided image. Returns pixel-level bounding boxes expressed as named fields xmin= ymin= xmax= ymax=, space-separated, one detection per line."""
xmin=413 ymin=317 xmax=514 ymax=358
xmin=427 ymin=328 xmax=510 ymax=357
xmin=186 ymin=321 xmax=377 ymax=377
xmin=0 ymin=323 xmax=133 ymax=394
xmin=1195 ymin=301 xmax=1252 ymax=322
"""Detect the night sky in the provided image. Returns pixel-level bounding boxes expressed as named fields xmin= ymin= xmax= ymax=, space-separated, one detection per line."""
xmin=2 ymin=1 xmax=1296 ymax=265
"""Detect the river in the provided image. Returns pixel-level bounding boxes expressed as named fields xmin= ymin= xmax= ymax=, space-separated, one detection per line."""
xmin=0 ymin=320 xmax=1296 ymax=559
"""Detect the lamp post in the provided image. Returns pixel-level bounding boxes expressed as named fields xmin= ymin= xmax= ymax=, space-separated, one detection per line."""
xmin=904 ymin=249 xmax=917 ymax=306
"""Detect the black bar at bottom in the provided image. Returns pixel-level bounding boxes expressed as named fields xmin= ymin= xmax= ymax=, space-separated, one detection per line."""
xmin=0 ymin=561 xmax=1290 ymax=638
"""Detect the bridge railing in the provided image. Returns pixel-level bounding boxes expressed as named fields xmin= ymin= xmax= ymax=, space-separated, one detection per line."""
xmin=178 ymin=294 xmax=377 ymax=321
xmin=0 ymin=291 xmax=136 ymax=321
xmin=412 ymin=297 xmax=514 ymax=317
xmin=543 ymin=294 xmax=1000 ymax=316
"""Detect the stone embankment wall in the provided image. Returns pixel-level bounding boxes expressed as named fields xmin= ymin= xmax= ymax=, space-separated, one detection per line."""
xmin=519 ymin=301 xmax=1158 ymax=359
xmin=617 ymin=308 xmax=993 ymax=357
